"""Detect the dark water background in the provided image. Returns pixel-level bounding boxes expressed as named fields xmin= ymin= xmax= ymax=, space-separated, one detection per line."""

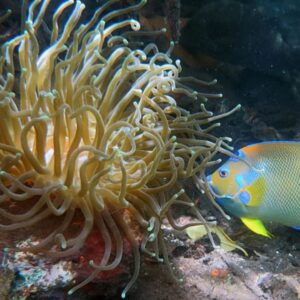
xmin=178 ymin=0 xmax=300 ymax=148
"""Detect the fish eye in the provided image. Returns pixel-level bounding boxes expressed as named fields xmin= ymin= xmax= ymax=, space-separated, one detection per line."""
xmin=218 ymin=168 xmax=229 ymax=178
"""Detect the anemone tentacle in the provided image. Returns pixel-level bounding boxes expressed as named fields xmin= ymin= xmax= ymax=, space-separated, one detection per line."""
xmin=0 ymin=0 xmax=238 ymax=296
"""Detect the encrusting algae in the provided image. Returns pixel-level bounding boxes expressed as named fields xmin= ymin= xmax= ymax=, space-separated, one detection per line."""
xmin=0 ymin=0 xmax=240 ymax=297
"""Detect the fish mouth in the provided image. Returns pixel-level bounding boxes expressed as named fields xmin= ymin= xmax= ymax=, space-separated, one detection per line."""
xmin=206 ymin=174 xmax=220 ymax=198
xmin=205 ymin=176 xmax=233 ymax=211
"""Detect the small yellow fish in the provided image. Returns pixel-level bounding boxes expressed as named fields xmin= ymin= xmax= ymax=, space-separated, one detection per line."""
xmin=207 ymin=142 xmax=300 ymax=237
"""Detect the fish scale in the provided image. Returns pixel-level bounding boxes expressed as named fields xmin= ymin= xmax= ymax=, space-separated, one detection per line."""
xmin=252 ymin=143 xmax=300 ymax=226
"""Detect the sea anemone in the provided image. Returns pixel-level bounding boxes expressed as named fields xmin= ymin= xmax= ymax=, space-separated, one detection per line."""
xmin=0 ymin=0 xmax=239 ymax=297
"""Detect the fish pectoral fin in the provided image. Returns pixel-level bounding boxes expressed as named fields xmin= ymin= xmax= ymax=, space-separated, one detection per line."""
xmin=240 ymin=217 xmax=272 ymax=238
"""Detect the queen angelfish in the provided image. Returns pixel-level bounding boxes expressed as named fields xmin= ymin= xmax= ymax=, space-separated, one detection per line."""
xmin=207 ymin=142 xmax=300 ymax=237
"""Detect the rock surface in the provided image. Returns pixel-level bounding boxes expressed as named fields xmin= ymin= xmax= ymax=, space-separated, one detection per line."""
xmin=128 ymin=220 xmax=300 ymax=300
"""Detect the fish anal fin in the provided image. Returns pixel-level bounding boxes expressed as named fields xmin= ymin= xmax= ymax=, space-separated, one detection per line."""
xmin=241 ymin=217 xmax=272 ymax=238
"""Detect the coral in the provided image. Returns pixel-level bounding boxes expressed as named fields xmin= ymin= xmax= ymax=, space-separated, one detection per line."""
xmin=0 ymin=268 xmax=14 ymax=300
xmin=0 ymin=0 xmax=239 ymax=297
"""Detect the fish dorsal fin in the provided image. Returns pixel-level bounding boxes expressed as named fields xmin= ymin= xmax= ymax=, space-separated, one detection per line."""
xmin=244 ymin=176 xmax=266 ymax=207
xmin=241 ymin=217 xmax=272 ymax=238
